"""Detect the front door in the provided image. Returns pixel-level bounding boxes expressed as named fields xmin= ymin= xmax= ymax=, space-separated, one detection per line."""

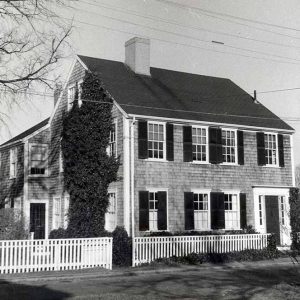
xmin=30 ymin=203 xmax=46 ymax=239
xmin=265 ymin=196 xmax=280 ymax=245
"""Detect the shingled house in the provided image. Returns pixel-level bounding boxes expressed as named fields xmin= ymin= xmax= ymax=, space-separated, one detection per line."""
xmin=0 ymin=37 xmax=295 ymax=245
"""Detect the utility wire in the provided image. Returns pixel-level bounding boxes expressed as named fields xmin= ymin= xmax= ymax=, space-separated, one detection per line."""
xmin=68 ymin=4 xmax=300 ymax=63
xmin=81 ymin=0 xmax=300 ymax=50
xmin=155 ymin=0 xmax=300 ymax=41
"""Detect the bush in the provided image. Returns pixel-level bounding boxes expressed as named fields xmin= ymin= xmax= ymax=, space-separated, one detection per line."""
xmin=0 ymin=208 xmax=28 ymax=240
xmin=112 ymin=226 xmax=132 ymax=266
xmin=49 ymin=228 xmax=68 ymax=239
xmin=289 ymin=188 xmax=300 ymax=250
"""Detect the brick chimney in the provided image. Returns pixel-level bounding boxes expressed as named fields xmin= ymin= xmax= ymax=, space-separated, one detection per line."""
xmin=125 ymin=37 xmax=150 ymax=76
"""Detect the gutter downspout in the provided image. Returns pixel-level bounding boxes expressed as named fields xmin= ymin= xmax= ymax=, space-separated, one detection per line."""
xmin=130 ymin=116 xmax=136 ymax=266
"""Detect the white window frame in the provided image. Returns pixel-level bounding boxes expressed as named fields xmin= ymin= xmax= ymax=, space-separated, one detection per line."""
xmin=105 ymin=190 xmax=117 ymax=232
xmin=221 ymin=128 xmax=238 ymax=165
xmin=264 ymin=132 xmax=279 ymax=167
xmin=223 ymin=191 xmax=240 ymax=230
xmin=78 ymin=79 xmax=83 ymax=107
xmin=191 ymin=189 xmax=211 ymax=230
xmin=107 ymin=119 xmax=117 ymax=157
xmin=28 ymin=143 xmax=48 ymax=177
xmin=67 ymin=84 xmax=76 ymax=111
xmin=191 ymin=126 xmax=209 ymax=164
xmin=147 ymin=121 xmax=166 ymax=161
xmin=9 ymin=147 xmax=17 ymax=179
xmin=52 ymin=197 xmax=62 ymax=230
xmin=146 ymin=188 xmax=168 ymax=232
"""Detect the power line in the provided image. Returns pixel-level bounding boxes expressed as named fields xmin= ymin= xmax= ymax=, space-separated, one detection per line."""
xmin=155 ymin=0 xmax=300 ymax=41
xmin=70 ymin=3 xmax=300 ymax=63
xmin=79 ymin=0 xmax=300 ymax=51
xmin=60 ymin=15 xmax=300 ymax=66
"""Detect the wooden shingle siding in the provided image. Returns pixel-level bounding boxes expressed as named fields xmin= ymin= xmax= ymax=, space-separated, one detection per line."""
xmin=134 ymin=124 xmax=293 ymax=235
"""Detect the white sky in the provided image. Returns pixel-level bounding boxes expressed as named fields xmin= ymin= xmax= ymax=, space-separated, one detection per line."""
xmin=1 ymin=0 xmax=300 ymax=165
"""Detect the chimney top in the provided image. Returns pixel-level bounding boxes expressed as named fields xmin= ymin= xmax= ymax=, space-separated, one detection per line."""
xmin=125 ymin=37 xmax=150 ymax=76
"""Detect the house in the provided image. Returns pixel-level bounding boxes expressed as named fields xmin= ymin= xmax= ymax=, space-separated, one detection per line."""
xmin=0 ymin=37 xmax=295 ymax=246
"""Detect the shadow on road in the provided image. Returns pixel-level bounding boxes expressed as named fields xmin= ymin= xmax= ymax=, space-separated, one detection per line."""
xmin=0 ymin=279 xmax=71 ymax=300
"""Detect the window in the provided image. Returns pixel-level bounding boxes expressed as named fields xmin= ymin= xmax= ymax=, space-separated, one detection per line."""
xmin=224 ymin=193 xmax=239 ymax=229
xmin=222 ymin=129 xmax=237 ymax=163
xmin=10 ymin=148 xmax=17 ymax=178
xmin=29 ymin=144 xmax=48 ymax=176
xmin=149 ymin=192 xmax=159 ymax=231
xmin=264 ymin=133 xmax=277 ymax=165
xmin=64 ymin=196 xmax=69 ymax=228
xmin=107 ymin=121 xmax=117 ymax=157
xmin=67 ymin=85 xmax=76 ymax=110
xmin=259 ymin=196 xmax=263 ymax=226
xmin=280 ymin=196 xmax=285 ymax=225
xmin=78 ymin=80 xmax=83 ymax=107
xmin=192 ymin=127 xmax=208 ymax=162
xmin=53 ymin=197 xmax=61 ymax=229
xmin=105 ymin=192 xmax=117 ymax=231
xmin=148 ymin=122 xmax=165 ymax=159
xmin=193 ymin=193 xmax=209 ymax=230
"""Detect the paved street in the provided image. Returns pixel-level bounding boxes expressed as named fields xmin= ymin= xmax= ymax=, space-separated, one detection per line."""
xmin=1 ymin=259 xmax=300 ymax=300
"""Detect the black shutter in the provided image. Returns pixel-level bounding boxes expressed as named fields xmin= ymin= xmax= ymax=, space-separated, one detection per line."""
xmin=184 ymin=192 xmax=194 ymax=230
xmin=209 ymin=128 xmax=222 ymax=164
xmin=138 ymin=120 xmax=148 ymax=159
xmin=210 ymin=192 xmax=225 ymax=229
xmin=139 ymin=191 xmax=149 ymax=231
xmin=237 ymin=130 xmax=244 ymax=165
xmin=166 ymin=123 xmax=174 ymax=161
xmin=157 ymin=191 xmax=167 ymax=230
xmin=278 ymin=134 xmax=284 ymax=167
xmin=183 ymin=126 xmax=193 ymax=162
xmin=256 ymin=132 xmax=266 ymax=166
xmin=240 ymin=193 xmax=247 ymax=229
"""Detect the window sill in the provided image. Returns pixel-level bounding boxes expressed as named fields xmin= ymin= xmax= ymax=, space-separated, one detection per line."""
xmin=262 ymin=165 xmax=281 ymax=168
xmin=9 ymin=177 xmax=16 ymax=180
xmin=220 ymin=162 xmax=239 ymax=166
xmin=190 ymin=161 xmax=210 ymax=165
xmin=144 ymin=158 xmax=168 ymax=162
xmin=28 ymin=174 xmax=49 ymax=178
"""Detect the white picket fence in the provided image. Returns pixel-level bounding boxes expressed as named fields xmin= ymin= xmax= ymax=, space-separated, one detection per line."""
xmin=0 ymin=237 xmax=112 ymax=274
xmin=133 ymin=234 xmax=270 ymax=266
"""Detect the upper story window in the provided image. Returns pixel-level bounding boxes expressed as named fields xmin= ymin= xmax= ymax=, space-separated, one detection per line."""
xmin=264 ymin=133 xmax=277 ymax=165
xmin=148 ymin=122 xmax=165 ymax=160
xmin=29 ymin=144 xmax=48 ymax=176
xmin=222 ymin=129 xmax=237 ymax=164
xmin=67 ymin=85 xmax=76 ymax=111
xmin=9 ymin=148 xmax=17 ymax=179
xmin=107 ymin=120 xmax=117 ymax=157
xmin=192 ymin=127 xmax=208 ymax=162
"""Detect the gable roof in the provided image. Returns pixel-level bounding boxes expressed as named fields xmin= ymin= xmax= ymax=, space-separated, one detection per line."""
xmin=0 ymin=118 xmax=49 ymax=147
xmin=78 ymin=55 xmax=293 ymax=132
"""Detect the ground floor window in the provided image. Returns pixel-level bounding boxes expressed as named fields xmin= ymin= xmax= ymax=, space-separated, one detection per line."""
xmin=149 ymin=192 xmax=159 ymax=231
xmin=53 ymin=197 xmax=61 ymax=229
xmin=224 ymin=193 xmax=239 ymax=229
xmin=105 ymin=192 xmax=117 ymax=232
xmin=193 ymin=193 xmax=209 ymax=230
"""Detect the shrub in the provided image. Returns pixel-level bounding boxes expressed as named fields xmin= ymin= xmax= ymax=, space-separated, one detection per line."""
xmin=289 ymin=188 xmax=300 ymax=250
xmin=112 ymin=226 xmax=132 ymax=266
xmin=0 ymin=208 xmax=28 ymax=240
xmin=49 ymin=228 xmax=68 ymax=239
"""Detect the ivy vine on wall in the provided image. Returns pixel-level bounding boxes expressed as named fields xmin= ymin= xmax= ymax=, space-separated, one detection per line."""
xmin=61 ymin=72 xmax=120 ymax=237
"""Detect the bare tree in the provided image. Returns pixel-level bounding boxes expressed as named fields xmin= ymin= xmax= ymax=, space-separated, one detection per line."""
xmin=0 ymin=0 xmax=72 ymax=93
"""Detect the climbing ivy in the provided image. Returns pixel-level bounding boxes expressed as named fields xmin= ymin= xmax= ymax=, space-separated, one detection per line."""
xmin=61 ymin=72 xmax=119 ymax=237
xmin=289 ymin=187 xmax=300 ymax=250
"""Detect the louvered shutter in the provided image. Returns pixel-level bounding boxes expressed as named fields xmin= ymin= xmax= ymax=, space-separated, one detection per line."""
xmin=278 ymin=134 xmax=284 ymax=167
xmin=210 ymin=192 xmax=225 ymax=229
xmin=138 ymin=120 xmax=148 ymax=159
xmin=256 ymin=132 xmax=266 ymax=166
xmin=209 ymin=128 xmax=222 ymax=164
xmin=239 ymin=193 xmax=247 ymax=229
xmin=166 ymin=123 xmax=174 ymax=161
xmin=139 ymin=191 xmax=149 ymax=231
xmin=184 ymin=192 xmax=194 ymax=230
xmin=183 ymin=126 xmax=193 ymax=162
xmin=157 ymin=191 xmax=167 ymax=230
xmin=237 ymin=130 xmax=244 ymax=165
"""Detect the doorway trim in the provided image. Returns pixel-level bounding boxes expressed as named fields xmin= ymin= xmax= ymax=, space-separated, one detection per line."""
xmin=29 ymin=199 xmax=49 ymax=239
xmin=253 ymin=187 xmax=291 ymax=246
